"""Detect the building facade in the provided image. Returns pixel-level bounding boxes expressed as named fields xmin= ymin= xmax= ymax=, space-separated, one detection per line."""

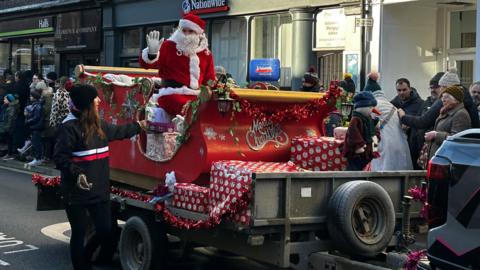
xmin=368 ymin=0 xmax=478 ymax=99
xmin=0 ymin=0 xmax=103 ymax=77
xmin=102 ymin=0 xmax=363 ymax=90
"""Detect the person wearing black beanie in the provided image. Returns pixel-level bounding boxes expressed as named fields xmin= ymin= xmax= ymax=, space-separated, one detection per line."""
xmin=54 ymin=84 xmax=147 ymax=270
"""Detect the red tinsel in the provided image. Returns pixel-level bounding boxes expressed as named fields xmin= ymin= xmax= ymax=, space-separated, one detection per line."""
xmin=408 ymin=185 xmax=429 ymax=219
xmin=236 ymin=81 xmax=341 ymax=124
xmin=110 ymin=187 xmax=154 ymax=203
xmin=32 ymin=174 xmax=61 ymax=187
xmin=404 ymin=249 xmax=427 ymax=270
xmin=408 ymin=185 xmax=427 ymax=202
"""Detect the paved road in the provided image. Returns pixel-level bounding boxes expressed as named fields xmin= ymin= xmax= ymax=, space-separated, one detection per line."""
xmin=0 ymin=168 xmax=271 ymax=270
xmin=0 ymin=168 xmax=71 ymax=269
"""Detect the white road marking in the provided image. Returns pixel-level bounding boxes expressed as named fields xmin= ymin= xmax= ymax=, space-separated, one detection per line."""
xmin=4 ymin=245 xmax=39 ymax=254
xmin=41 ymin=222 xmax=71 ymax=244
xmin=0 ymin=259 xmax=9 ymax=266
xmin=41 ymin=220 xmax=126 ymax=244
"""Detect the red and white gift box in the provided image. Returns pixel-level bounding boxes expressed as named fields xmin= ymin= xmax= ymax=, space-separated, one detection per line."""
xmin=290 ymin=136 xmax=347 ymax=171
xmin=172 ymin=183 xmax=210 ymax=213
xmin=210 ymin=161 xmax=301 ymax=225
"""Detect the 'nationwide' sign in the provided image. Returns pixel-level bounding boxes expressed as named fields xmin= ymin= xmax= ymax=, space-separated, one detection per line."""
xmin=182 ymin=0 xmax=229 ymax=15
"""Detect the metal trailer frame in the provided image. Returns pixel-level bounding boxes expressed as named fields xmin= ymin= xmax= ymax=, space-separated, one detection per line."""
xmin=111 ymin=170 xmax=426 ymax=269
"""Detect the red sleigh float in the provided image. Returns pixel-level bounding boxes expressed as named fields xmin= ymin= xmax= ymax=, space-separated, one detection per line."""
xmin=74 ymin=65 xmax=339 ymax=189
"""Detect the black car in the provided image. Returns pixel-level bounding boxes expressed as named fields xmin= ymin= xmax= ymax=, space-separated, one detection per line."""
xmin=419 ymin=129 xmax=480 ymax=270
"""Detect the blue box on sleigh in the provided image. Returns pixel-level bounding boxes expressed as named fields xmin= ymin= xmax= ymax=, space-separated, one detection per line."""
xmin=249 ymin=58 xmax=280 ymax=82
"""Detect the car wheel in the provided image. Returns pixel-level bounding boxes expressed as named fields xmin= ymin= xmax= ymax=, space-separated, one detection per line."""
xmin=327 ymin=180 xmax=396 ymax=257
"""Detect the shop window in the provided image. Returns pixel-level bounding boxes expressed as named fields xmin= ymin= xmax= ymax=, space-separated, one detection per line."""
xmin=0 ymin=42 xmax=9 ymax=75
xmin=33 ymin=37 xmax=55 ymax=76
xmin=145 ymin=24 xmax=176 ymax=40
xmin=211 ymin=18 xmax=247 ymax=85
xmin=122 ymin=28 xmax=141 ymax=56
xmin=251 ymin=13 xmax=292 ymax=87
xmin=318 ymin=52 xmax=343 ymax=89
xmin=11 ymin=38 xmax=32 ymax=72
xmin=450 ymin=10 xmax=476 ymax=49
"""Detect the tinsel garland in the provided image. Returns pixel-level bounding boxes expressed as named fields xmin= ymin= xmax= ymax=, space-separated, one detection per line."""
xmin=408 ymin=185 xmax=429 ymax=219
xmin=404 ymin=249 xmax=427 ymax=270
xmin=236 ymin=81 xmax=341 ymax=124
xmin=31 ymin=174 xmax=253 ymax=229
xmin=32 ymin=174 xmax=61 ymax=187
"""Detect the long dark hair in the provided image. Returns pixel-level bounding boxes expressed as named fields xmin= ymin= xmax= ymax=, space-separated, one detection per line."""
xmin=73 ymin=101 xmax=105 ymax=144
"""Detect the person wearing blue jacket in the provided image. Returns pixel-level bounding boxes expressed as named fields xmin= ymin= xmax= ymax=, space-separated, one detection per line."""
xmin=25 ymin=89 xmax=44 ymax=166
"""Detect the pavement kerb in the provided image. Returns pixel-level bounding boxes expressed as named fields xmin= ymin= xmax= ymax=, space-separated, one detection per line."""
xmin=0 ymin=159 xmax=60 ymax=177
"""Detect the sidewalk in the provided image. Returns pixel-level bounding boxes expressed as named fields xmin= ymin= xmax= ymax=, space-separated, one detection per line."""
xmin=0 ymin=159 xmax=60 ymax=176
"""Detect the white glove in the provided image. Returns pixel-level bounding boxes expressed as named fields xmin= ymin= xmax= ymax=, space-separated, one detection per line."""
xmin=146 ymin=31 xmax=164 ymax=55
xmin=77 ymin=174 xmax=93 ymax=191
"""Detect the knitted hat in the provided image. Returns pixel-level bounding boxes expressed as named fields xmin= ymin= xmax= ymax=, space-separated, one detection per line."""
xmin=438 ymin=68 xmax=460 ymax=87
xmin=179 ymin=13 xmax=206 ymax=34
xmin=353 ymin=91 xmax=377 ymax=109
xmin=303 ymin=66 xmax=319 ymax=85
xmin=442 ymin=85 xmax=464 ymax=102
xmin=5 ymin=94 xmax=15 ymax=102
xmin=344 ymin=73 xmax=352 ymax=79
xmin=429 ymin=72 xmax=445 ymax=88
xmin=69 ymin=84 xmax=98 ymax=111
xmin=363 ymin=72 xmax=382 ymax=92
xmin=30 ymin=89 xmax=41 ymax=100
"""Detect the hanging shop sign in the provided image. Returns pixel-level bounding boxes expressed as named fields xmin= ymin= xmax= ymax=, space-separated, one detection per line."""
xmin=315 ymin=8 xmax=347 ymax=50
xmin=55 ymin=9 xmax=101 ymax=51
xmin=0 ymin=16 xmax=53 ymax=38
xmin=182 ymin=0 xmax=229 ymax=15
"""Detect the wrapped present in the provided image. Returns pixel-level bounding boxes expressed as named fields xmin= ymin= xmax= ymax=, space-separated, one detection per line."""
xmin=334 ymin=127 xmax=348 ymax=141
xmin=146 ymin=132 xmax=180 ymax=161
xmin=210 ymin=161 xmax=301 ymax=225
xmin=172 ymin=183 xmax=209 ymax=213
xmin=290 ymin=136 xmax=347 ymax=171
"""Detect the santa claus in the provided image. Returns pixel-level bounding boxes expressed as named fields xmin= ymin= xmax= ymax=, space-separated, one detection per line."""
xmin=139 ymin=13 xmax=215 ymax=116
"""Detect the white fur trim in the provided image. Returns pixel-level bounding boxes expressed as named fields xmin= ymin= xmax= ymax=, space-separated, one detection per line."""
xmin=189 ymin=53 xmax=200 ymax=89
xmin=179 ymin=19 xmax=203 ymax=34
xmin=141 ymin=47 xmax=160 ymax=64
xmin=158 ymin=86 xmax=199 ymax=97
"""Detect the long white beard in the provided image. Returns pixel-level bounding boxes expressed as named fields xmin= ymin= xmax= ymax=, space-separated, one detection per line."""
xmin=169 ymin=28 xmax=208 ymax=56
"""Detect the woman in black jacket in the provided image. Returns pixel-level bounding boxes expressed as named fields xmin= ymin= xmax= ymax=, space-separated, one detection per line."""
xmin=54 ymin=84 xmax=146 ymax=270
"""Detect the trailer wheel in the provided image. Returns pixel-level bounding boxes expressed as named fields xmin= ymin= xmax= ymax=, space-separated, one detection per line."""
xmin=327 ymin=181 xmax=395 ymax=258
xmin=119 ymin=216 xmax=165 ymax=270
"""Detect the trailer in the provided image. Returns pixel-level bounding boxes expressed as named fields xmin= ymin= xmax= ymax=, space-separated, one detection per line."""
xmin=70 ymin=65 xmax=427 ymax=270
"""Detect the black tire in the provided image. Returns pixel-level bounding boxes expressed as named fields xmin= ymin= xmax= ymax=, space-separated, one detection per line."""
xmin=327 ymin=180 xmax=395 ymax=258
xmin=119 ymin=216 xmax=166 ymax=270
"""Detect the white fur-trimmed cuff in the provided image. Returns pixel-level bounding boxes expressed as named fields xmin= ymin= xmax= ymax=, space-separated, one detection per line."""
xmin=142 ymin=47 xmax=160 ymax=64
xmin=179 ymin=19 xmax=204 ymax=34
xmin=158 ymin=86 xmax=200 ymax=97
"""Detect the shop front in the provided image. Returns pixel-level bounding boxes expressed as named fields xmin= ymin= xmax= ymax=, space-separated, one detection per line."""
xmin=0 ymin=7 xmax=102 ymax=77
xmin=0 ymin=16 xmax=55 ymax=75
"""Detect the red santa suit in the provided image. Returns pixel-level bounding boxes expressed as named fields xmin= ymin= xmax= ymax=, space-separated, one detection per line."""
xmin=139 ymin=14 xmax=215 ymax=116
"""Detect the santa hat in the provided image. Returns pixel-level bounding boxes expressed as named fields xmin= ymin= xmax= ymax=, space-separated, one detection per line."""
xmin=179 ymin=13 xmax=206 ymax=34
